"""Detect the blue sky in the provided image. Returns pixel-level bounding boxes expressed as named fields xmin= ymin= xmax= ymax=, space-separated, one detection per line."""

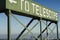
xmin=0 ymin=0 xmax=60 ymax=37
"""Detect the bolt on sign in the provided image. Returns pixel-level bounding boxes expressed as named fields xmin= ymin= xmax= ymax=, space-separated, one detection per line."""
xmin=6 ymin=0 xmax=58 ymax=21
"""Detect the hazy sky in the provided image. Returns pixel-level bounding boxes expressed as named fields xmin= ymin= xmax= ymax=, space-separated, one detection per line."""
xmin=0 ymin=0 xmax=60 ymax=36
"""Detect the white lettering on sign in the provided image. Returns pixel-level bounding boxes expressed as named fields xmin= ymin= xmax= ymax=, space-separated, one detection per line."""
xmin=32 ymin=3 xmax=35 ymax=13
xmin=43 ymin=8 xmax=46 ymax=17
xmin=25 ymin=1 xmax=29 ymax=12
xmin=36 ymin=5 xmax=40 ymax=15
xmin=21 ymin=0 xmax=24 ymax=10
xmin=9 ymin=0 xmax=17 ymax=4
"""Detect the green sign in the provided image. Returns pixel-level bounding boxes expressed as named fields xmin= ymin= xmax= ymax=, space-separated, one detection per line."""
xmin=6 ymin=0 xmax=58 ymax=21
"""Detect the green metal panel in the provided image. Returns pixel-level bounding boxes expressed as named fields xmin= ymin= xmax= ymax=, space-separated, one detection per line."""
xmin=6 ymin=0 xmax=58 ymax=21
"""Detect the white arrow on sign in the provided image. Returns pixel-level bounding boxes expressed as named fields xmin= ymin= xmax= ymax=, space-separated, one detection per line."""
xmin=9 ymin=0 xmax=17 ymax=4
